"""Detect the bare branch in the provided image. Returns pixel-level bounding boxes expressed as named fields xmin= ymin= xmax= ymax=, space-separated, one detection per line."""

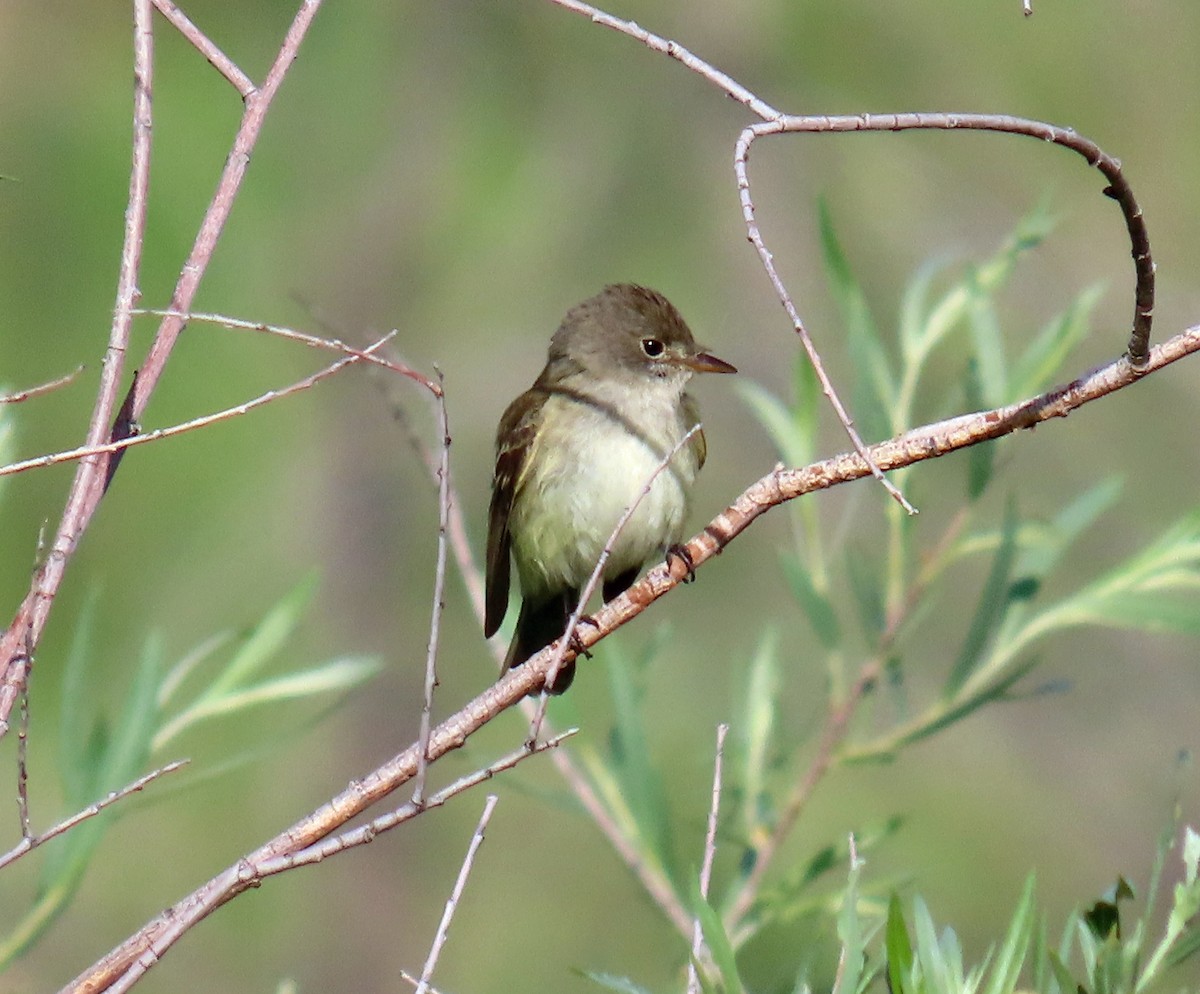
xmin=414 ymin=377 xmax=452 ymax=806
xmin=687 ymin=723 xmax=728 ymax=994
xmin=414 ymin=795 xmax=499 ymax=994
xmin=0 ymin=760 xmax=188 ymax=871
xmin=0 ymin=334 xmax=397 ymax=481
xmin=131 ymin=309 xmax=440 ymax=392
xmin=151 ymin=0 xmax=256 ymax=97
xmin=0 ymin=367 xmax=85 ymax=405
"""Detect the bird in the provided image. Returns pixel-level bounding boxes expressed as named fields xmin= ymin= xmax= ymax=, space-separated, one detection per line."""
xmin=484 ymin=284 xmax=736 ymax=693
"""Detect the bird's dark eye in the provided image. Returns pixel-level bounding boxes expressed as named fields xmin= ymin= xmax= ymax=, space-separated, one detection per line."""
xmin=641 ymin=338 xmax=665 ymax=358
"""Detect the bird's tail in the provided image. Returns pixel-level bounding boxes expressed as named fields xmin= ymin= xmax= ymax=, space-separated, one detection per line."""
xmin=504 ymin=593 xmax=578 ymax=694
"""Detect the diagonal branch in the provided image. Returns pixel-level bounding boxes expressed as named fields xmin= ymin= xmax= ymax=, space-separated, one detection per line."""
xmin=60 ymin=321 xmax=1200 ymax=992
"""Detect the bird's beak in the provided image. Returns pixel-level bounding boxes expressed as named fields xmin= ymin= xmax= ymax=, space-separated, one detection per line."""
xmin=681 ymin=349 xmax=737 ymax=375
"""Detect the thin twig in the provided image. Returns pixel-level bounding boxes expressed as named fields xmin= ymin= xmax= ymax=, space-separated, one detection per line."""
xmin=256 ymin=730 xmax=574 ymax=875
xmin=150 ymin=0 xmax=256 ymax=97
xmin=0 ymin=366 xmax=85 ymax=405
xmin=528 ymin=423 xmax=703 ymax=742
xmin=400 ymin=971 xmax=446 ymax=994
xmin=0 ymin=334 xmax=395 ymax=480
xmin=0 ymin=760 xmax=188 ymax=871
xmin=687 ymin=723 xmax=728 ymax=994
xmin=546 ymin=0 xmax=783 ymax=121
xmin=414 ymin=377 xmax=452 ymax=806
xmin=16 ymin=691 xmax=30 ymax=839
xmin=733 ymin=133 xmax=916 ymax=515
xmin=131 ymin=309 xmax=439 ymax=392
xmin=414 ymin=794 xmax=499 ymax=994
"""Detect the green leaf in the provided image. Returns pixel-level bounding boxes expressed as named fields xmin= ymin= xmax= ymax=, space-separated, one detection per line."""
xmin=963 ymin=357 xmax=997 ymax=501
xmin=577 ymin=970 xmax=658 ymax=994
xmin=832 ymin=846 xmax=873 ymax=994
xmin=4 ymin=634 xmax=165 ymax=968
xmin=153 ymin=656 xmax=381 ymax=751
xmin=1009 ymin=285 xmax=1101 ymax=402
xmin=59 ymin=591 xmax=103 ymax=807
xmin=846 ymin=546 xmax=885 ymax=642
xmin=738 ymin=631 xmax=780 ymax=846
xmin=780 ymin=554 xmax=841 ymax=649
xmin=1017 ymin=478 xmax=1123 ymax=581
xmin=966 ymin=282 xmax=1008 ymax=410
xmin=1047 ymin=949 xmax=1083 ymax=994
xmin=945 ymin=499 xmax=1020 ymax=697
xmin=692 ymin=877 xmax=746 ymax=994
xmin=818 ymin=199 xmax=893 ymax=442
xmin=886 ymin=894 xmax=915 ymax=994
xmin=738 ymin=380 xmax=813 ymax=469
xmin=205 ymin=572 xmax=320 ymax=699
xmin=982 ymin=875 xmax=1037 ymax=994
xmin=603 ymin=638 xmax=676 ymax=885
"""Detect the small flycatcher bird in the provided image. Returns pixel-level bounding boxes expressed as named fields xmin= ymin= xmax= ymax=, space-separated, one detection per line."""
xmin=484 ymin=284 xmax=736 ymax=693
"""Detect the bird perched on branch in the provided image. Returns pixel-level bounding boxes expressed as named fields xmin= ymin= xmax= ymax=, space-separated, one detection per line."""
xmin=484 ymin=284 xmax=736 ymax=693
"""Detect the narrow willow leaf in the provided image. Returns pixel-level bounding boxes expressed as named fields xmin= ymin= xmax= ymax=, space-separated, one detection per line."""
xmin=964 ymin=357 xmax=997 ymax=501
xmin=692 ymin=878 xmax=747 ymax=994
xmin=906 ymin=207 xmax=1052 ymax=373
xmin=1047 ymin=950 xmax=1081 ymax=994
xmin=846 ymin=546 xmax=885 ymax=642
xmin=1017 ymin=478 xmax=1123 ymax=580
xmin=740 ymin=631 xmax=780 ymax=846
xmin=982 ymin=875 xmax=1037 ymax=994
xmin=207 ymin=572 xmax=320 ymax=699
xmin=945 ymin=499 xmax=1020 ymax=697
xmin=967 ymin=282 xmax=1008 ymax=410
xmin=898 ymin=255 xmax=949 ymax=362
xmin=152 ymin=656 xmax=381 ymax=751
xmin=577 ymin=970 xmax=658 ymax=994
xmin=1009 ymin=285 xmax=1102 ymax=403
xmin=818 ymin=199 xmax=894 ymax=441
xmin=793 ymin=347 xmax=821 ymax=456
xmin=59 ymin=591 xmax=102 ymax=808
xmin=738 ymin=380 xmax=812 ymax=468
xmin=886 ymin=894 xmax=915 ymax=994
xmin=832 ymin=852 xmax=868 ymax=994
xmin=780 ymin=554 xmax=841 ymax=649
xmin=604 ymin=640 xmax=676 ymax=884
xmin=912 ymin=896 xmax=952 ymax=994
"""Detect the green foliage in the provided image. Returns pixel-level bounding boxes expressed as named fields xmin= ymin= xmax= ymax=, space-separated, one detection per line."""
xmin=557 ymin=211 xmax=1200 ymax=992
xmin=0 ymin=577 xmax=380 ymax=967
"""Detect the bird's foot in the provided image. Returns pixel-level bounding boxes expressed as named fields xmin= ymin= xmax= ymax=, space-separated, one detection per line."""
xmin=666 ymin=543 xmax=696 ymax=583
xmin=567 ymin=614 xmax=599 ymax=658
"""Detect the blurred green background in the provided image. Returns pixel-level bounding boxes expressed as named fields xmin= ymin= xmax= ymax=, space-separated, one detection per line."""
xmin=2 ymin=1 xmax=1199 ymax=991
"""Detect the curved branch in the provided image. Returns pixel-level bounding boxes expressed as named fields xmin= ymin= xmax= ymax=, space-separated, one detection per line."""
xmin=740 ymin=112 xmax=1154 ymax=364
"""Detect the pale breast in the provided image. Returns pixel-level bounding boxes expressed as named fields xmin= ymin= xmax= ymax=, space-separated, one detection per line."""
xmin=510 ymin=387 xmax=699 ymax=596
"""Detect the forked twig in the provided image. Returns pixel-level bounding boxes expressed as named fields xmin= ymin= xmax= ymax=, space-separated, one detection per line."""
xmin=414 ymin=795 xmax=499 ymax=994
xmin=0 ymin=367 xmax=85 ymax=405
xmin=0 ymin=761 xmax=188 ymax=871
xmin=0 ymin=334 xmax=397 ymax=480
